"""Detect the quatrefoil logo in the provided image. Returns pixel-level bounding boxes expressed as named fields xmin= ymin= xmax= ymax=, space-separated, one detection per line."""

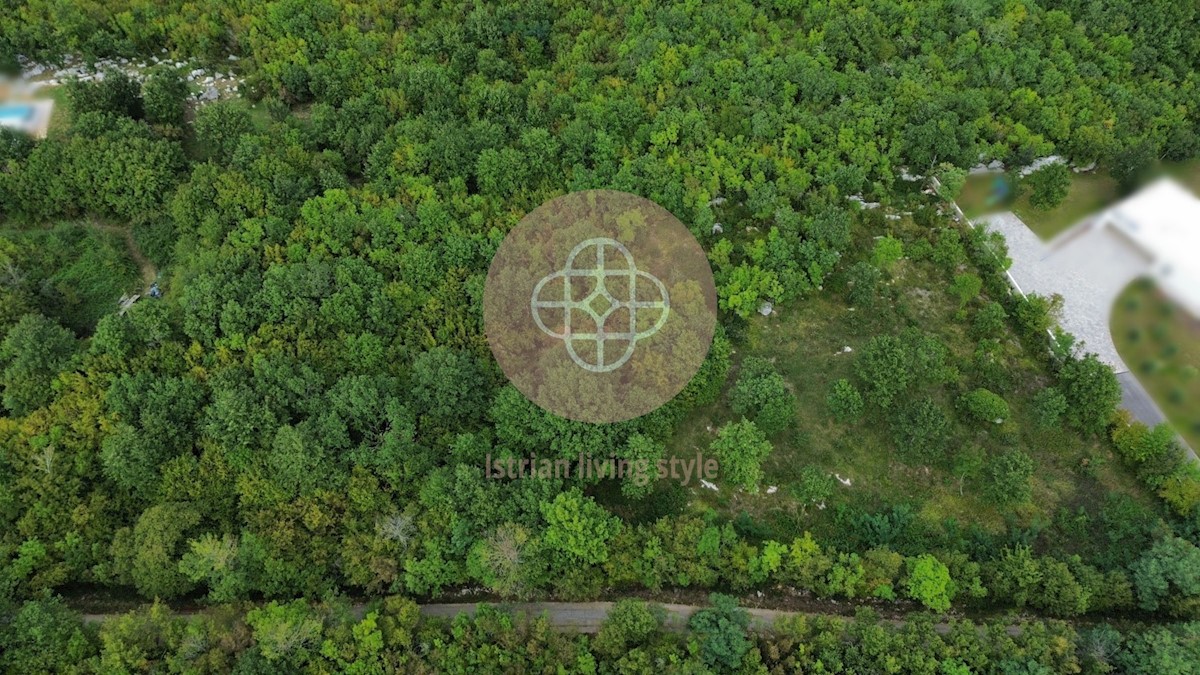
xmin=531 ymin=238 xmax=670 ymax=373
xmin=485 ymin=191 xmax=717 ymax=423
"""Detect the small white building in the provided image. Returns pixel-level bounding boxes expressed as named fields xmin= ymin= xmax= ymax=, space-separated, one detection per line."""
xmin=1089 ymin=178 xmax=1200 ymax=319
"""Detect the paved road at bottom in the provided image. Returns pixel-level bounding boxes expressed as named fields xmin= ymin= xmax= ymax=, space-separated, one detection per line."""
xmin=1117 ymin=371 xmax=1198 ymax=462
xmin=85 ymin=601 xmax=1021 ymax=636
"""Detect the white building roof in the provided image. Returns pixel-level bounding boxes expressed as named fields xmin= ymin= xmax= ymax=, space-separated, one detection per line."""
xmin=1103 ymin=178 xmax=1200 ymax=317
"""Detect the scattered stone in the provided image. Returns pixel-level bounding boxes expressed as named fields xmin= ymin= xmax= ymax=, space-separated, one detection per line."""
xmin=758 ymin=301 xmax=773 ymax=316
xmin=766 ymin=486 xmax=778 ymax=494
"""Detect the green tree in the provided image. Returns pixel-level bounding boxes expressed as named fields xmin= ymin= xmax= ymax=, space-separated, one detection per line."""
xmin=957 ymin=388 xmax=1009 ymax=424
xmin=0 ymin=312 xmax=77 ymax=415
xmin=1129 ymin=537 xmax=1200 ymax=616
xmin=826 ymin=378 xmax=864 ymax=423
xmin=142 ymin=68 xmax=189 ymax=126
xmin=1026 ymin=162 xmax=1071 ymax=209
xmin=193 ymin=100 xmax=252 ymax=163
xmin=541 ymin=489 xmax=620 ymax=566
xmin=593 ymin=599 xmax=665 ymax=659
xmin=971 ymin=301 xmax=1007 ymax=339
xmin=118 ymin=503 xmax=202 ymax=599
xmin=984 ymin=450 xmax=1035 ymax=506
xmin=730 ymin=357 xmax=795 ymax=436
xmin=845 ymin=261 xmax=881 ymax=308
xmin=688 ymin=593 xmax=752 ymax=671
xmin=1059 ymin=354 xmax=1121 ymax=435
xmin=871 ymin=236 xmax=904 ymax=270
xmin=891 ymin=398 xmax=952 ymax=465
xmin=710 ymin=419 xmax=773 ymax=491
xmin=854 ymin=335 xmax=912 ymax=409
xmin=1032 ymin=387 xmax=1068 ymax=429
xmin=904 ymin=554 xmax=954 ymax=611
xmin=0 ymin=598 xmax=95 ymax=674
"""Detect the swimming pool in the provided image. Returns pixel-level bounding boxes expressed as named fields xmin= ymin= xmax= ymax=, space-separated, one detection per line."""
xmin=0 ymin=104 xmax=34 ymax=122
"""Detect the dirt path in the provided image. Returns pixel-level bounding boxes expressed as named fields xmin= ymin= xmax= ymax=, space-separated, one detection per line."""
xmin=79 ymin=600 xmax=1023 ymax=637
xmin=86 ymin=222 xmax=156 ymax=290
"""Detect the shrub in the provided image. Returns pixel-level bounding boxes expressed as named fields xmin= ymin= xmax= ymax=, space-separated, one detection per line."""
xmin=730 ymin=357 xmax=795 ymax=436
xmin=957 ymin=388 xmax=1009 ymax=423
xmin=826 ymin=378 xmax=864 ymax=423
xmin=1032 ymin=387 xmax=1068 ymax=429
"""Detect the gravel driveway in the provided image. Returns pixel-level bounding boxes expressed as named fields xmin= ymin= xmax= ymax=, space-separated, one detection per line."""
xmin=979 ymin=212 xmax=1151 ymax=373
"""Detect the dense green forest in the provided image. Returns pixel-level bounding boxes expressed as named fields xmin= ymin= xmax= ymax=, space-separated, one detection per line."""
xmin=3 ymin=0 xmax=1200 ymax=671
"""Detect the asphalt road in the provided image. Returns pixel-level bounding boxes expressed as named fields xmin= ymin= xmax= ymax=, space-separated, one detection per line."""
xmin=1117 ymin=371 xmax=1198 ymax=462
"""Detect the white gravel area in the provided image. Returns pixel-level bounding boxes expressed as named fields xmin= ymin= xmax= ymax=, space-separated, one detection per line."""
xmin=978 ymin=212 xmax=1151 ymax=373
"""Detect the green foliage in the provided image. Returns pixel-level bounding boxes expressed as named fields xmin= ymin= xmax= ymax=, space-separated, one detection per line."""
xmin=958 ymin=388 xmax=1009 ymax=424
xmin=1025 ymin=162 xmax=1071 ymax=209
xmin=541 ymin=489 xmax=620 ymax=566
xmin=971 ymin=301 xmax=1007 ymax=340
xmin=891 ymin=398 xmax=952 ymax=465
xmin=710 ymin=419 xmax=773 ymax=491
xmin=66 ymin=69 xmax=143 ymax=119
xmin=687 ymin=593 xmax=752 ymax=671
xmin=0 ymin=312 xmax=76 ymax=415
xmin=826 ymin=378 xmax=864 ymax=423
xmin=717 ymin=263 xmax=782 ymax=319
xmin=730 ymin=357 xmax=795 ymax=436
xmin=949 ymin=272 xmax=982 ymax=308
xmin=142 ymin=68 xmax=189 ymax=126
xmin=845 ymin=261 xmax=881 ymax=308
xmin=871 ymin=236 xmax=904 ymax=270
xmin=984 ymin=450 xmax=1035 ymax=506
xmin=193 ymin=100 xmax=253 ymax=162
xmin=1059 ymin=354 xmax=1122 ymax=436
xmin=0 ymin=598 xmax=94 ymax=674
xmin=1130 ymin=537 xmax=1200 ymax=616
xmin=934 ymin=163 xmax=967 ymax=201
xmin=1031 ymin=387 xmax=1068 ymax=429
xmin=904 ymin=554 xmax=954 ymax=611
xmin=593 ymin=600 xmax=665 ymax=659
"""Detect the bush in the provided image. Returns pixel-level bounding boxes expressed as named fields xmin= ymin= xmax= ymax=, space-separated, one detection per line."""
xmin=66 ymin=69 xmax=143 ymax=119
xmin=903 ymin=554 xmax=954 ymax=612
xmin=688 ymin=594 xmax=752 ymax=671
xmin=891 ymin=398 xmax=952 ymax=465
xmin=826 ymin=378 xmax=864 ymax=423
xmin=971 ymin=301 xmax=1007 ymax=339
xmin=845 ymin=261 xmax=881 ymax=307
xmin=957 ymin=388 xmax=1009 ymax=423
xmin=730 ymin=357 xmax=796 ymax=436
xmin=984 ymin=450 xmax=1035 ymax=505
xmin=1032 ymin=387 xmax=1068 ymax=429
xmin=710 ymin=419 xmax=773 ymax=491
xmin=871 ymin=236 xmax=904 ymax=269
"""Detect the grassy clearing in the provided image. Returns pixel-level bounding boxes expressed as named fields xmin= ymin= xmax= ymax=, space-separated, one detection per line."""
xmin=0 ymin=222 xmax=140 ymax=334
xmin=665 ymin=221 xmax=1153 ymax=547
xmin=958 ymin=171 xmax=1119 ymax=241
xmin=1111 ymin=279 xmax=1200 ymax=450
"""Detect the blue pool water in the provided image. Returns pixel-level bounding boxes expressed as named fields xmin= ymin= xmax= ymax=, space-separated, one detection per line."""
xmin=0 ymin=105 xmax=34 ymax=121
